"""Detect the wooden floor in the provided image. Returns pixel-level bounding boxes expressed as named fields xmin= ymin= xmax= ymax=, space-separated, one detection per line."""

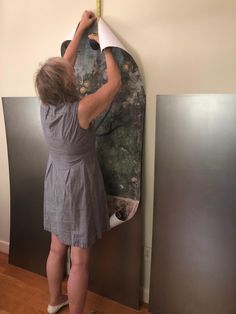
xmin=0 ymin=253 xmax=149 ymax=314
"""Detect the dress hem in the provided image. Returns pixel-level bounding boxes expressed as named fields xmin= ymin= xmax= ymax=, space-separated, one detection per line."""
xmin=44 ymin=225 xmax=111 ymax=249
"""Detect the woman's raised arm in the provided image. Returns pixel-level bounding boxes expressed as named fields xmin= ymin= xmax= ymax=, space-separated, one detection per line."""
xmin=63 ymin=10 xmax=96 ymax=67
xmin=78 ymin=46 xmax=121 ymax=129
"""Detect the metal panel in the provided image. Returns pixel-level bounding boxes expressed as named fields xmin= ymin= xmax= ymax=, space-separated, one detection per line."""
xmin=89 ymin=207 xmax=142 ymax=308
xmin=2 ymin=97 xmax=50 ymax=274
xmin=149 ymin=95 xmax=236 ymax=314
xmin=2 ymin=97 xmax=142 ymax=309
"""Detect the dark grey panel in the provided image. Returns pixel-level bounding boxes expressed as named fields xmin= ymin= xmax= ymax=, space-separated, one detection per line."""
xmin=90 ymin=207 xmax=142 ymax=309
xmin=2 ymin=97 xmax=142 ymax=309
xmin=2 ymin=97 xmax=50 ymax=275
xmin=149 ymin=95 xmax=236 ymax=314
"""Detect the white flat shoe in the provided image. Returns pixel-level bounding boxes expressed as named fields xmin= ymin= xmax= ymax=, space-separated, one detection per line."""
xmin=47 ymin=300 xmax=69 ymax=314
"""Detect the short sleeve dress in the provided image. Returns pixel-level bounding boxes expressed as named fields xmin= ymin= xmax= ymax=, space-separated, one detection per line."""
xmin=40 ymin=101 xmax=110 ymax=248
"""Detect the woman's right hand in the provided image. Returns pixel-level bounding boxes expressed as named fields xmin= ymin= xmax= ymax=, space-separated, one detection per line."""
xmin=88 ymin=33 xmax=99 ymax=44
xmin=79 ymin=10 xmax=96 ymax=31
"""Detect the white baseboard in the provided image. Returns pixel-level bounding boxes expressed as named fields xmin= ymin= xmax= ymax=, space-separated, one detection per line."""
xmin=0 ymin=240 xmax=9 ymax=254
xmin=141 ymin=287 xmax=150 ymax=304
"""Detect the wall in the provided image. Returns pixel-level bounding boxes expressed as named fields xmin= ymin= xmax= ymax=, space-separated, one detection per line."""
xmin=0 ymin=0 xmax=236 ymax=303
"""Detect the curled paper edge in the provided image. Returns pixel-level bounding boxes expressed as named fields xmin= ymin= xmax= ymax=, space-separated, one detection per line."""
xmin=109 ymin=202 xmax=139 ymax=229
xmin=62 ymin=18 xmax=128 ymax=53
xmin=98 ymin=18 xmax=128 ymax=52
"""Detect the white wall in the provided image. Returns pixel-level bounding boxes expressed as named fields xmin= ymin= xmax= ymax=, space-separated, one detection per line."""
xmin=1 ymin=0 xmax=236 ymax=303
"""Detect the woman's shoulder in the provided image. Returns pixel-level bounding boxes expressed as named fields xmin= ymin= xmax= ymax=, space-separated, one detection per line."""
xmin=40 ymin=102 xmax=77 ymax=123
xmin=41 ymin=101 xmax=78 ymax=112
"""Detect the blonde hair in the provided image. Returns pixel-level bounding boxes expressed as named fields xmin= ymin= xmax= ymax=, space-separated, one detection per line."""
xmin=35 ymin=57 xmax=78 ymax=105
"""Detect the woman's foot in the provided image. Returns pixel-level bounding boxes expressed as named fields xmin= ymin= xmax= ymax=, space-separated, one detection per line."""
xmin=47 ymin=294 xmax=69 ymax=314
xmin=49 ymin=293 xmax=68 ymax=306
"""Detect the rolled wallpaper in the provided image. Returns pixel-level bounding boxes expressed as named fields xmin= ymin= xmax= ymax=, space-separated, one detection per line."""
xmin=61 ymin=19 xmax=145 ymax=228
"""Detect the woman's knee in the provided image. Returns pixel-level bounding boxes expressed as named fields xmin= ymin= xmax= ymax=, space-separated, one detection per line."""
xmin=70 ymin=247 xmax=90 ymax=270
xmin=49 ymin=233 xmax=68 ymax=258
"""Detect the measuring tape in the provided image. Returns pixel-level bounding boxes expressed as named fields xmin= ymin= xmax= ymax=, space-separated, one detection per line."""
xmin=96 ymin=0 xmax=101 ymax=18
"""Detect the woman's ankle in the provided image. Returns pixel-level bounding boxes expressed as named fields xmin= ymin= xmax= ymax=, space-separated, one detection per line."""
xmin=49 ymin=293 xmax=68 ymax=306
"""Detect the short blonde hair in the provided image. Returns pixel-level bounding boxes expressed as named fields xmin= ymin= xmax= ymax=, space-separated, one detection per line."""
xmin=35 ymin=57 xmax=78 ymax=105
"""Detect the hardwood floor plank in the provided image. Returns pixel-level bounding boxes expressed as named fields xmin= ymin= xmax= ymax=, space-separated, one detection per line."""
xmin=0 ymin=253 xmax=149 ymax=314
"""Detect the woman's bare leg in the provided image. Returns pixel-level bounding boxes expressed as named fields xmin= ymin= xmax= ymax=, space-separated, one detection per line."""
xmin=68 ymin=246 xmax=90 ymax=314
xmin=46 ymin=233 xmax=68 ymax=305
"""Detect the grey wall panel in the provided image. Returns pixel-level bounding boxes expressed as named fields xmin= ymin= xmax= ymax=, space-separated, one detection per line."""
xmin=89 ymin=207 xmax=142 ymax=308
xmin=2 ymin=97 xmax=142 ymax=309
xmin=149 ymin=95 xmax=236 ymax=314
xmin=2 ymin=97 xmax=50 ymax=275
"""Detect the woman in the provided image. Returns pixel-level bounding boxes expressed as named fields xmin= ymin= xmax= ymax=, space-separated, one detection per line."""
xmin=35 ymin=10 xmax=121 ymax=314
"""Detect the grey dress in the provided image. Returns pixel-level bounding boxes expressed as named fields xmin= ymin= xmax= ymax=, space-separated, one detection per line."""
xmin=40 ymin=101 xmax=110 ymax=248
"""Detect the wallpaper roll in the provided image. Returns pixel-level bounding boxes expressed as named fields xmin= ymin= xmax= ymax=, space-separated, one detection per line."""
xmin=61 ymin=19 xmax=145 ymax=228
